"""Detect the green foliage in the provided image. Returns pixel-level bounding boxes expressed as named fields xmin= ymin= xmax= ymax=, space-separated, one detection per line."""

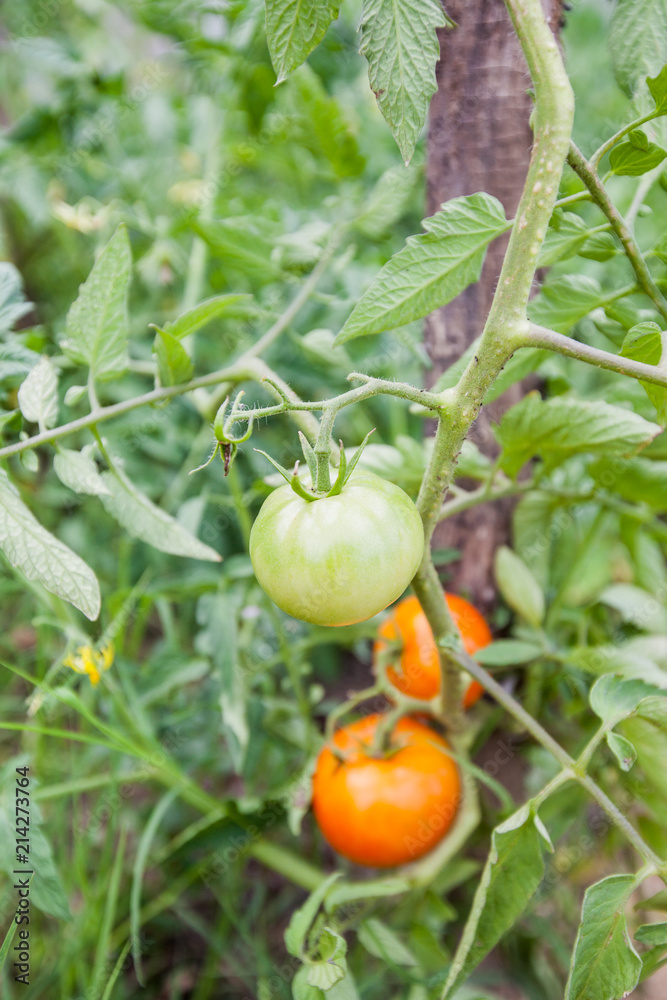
xmin=564 ymin=875 xmax=642 ymax=1000
xmin=1 ymin=2 xmax=667 ymax=1000
xmin=338 ymin=194 xmax=508 ymax=341
xmin=358 ymin=0 xmax=445 ymax=163
xmin=443 ymin=806 xmax=547 ymax=998
xmin=266 ymin=0 xmax=341 ymax=82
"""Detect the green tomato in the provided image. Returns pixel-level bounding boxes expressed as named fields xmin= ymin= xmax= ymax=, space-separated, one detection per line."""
xmin=249 ymin=470 xmax=424 ymax=627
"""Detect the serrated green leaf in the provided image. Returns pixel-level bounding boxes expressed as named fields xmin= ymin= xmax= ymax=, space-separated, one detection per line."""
xmin=496 ymin=393 xmax=661 ymax=477
xmin=99 ymin=466 xmax=221 ymax=562
xmin=266 ymin=0 xmax=340 ymax=81
xmin=359 ymin=0 xmax=445 ymax=163
xmin=621 ymin=322 xmax=667 ymax=424
xmin=474 ymin=639 xmax=543 ymax=667
xmin=17 ymin=356 xmax=58 ymax=430
xmin=442 ymin=806 xmax=545 ymax=998
xmin=338 ymin=194 xmax=508 ymax=342
xmin=610 ymin=138 xmax=667 ymax=175
xmin=493 ymin=546 xmax=545 ymax=627
xmin=590 ymin=674 xmax=666 ymax=725
xmin=62 ymin=225 xmax=132 ymax=380
xmin=606 ymin=731 xmax=637 ymax=771
xmin=610 ymin=1 xmax=667 ymax=98
xmin=357 ymin=919 xmax=418 ymax=967
xmin=54 ymin=448 xmax=111 ymax=497
xmin=153 ymin=328 xmax=194 ymax=386
xmin=565 ymin=875 xmax=641 ymax=1000
xmin=0 ymin=469 xmax=100 ymax=620
xmin=527 ymin=275 xmax=606 ymax=333
xmin=648 ymin=64 xmax=667 ymax=113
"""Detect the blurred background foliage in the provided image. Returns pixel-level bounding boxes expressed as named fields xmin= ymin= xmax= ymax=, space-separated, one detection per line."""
xmin=2 ymin=0 xmax=667 ymax=998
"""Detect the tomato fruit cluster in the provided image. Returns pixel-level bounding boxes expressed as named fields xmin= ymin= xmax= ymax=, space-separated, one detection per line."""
xmin=250 ymin=463 xmax=491 ymax=868
xmin=311 ymin=590 xmax=492 ymax=866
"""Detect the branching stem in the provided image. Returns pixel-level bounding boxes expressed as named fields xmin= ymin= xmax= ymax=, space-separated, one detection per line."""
xmin=527 ymin=323 xmax=667 ymax=387
xmin=410 ymin=0 xmax=574 ymax=730
xmin=567 ymin=142 xmax=667 ymax=323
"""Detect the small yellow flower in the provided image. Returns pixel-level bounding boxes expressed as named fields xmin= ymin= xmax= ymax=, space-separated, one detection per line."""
xmin=63 ymin=643 xmax=115 ymax=686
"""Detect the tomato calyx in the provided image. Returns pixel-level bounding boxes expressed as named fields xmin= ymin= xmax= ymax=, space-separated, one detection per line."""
xmin=256 ymin=428 xmax=375 ymax=501
xmin=329 ymin=718 xmax=412 ymax=765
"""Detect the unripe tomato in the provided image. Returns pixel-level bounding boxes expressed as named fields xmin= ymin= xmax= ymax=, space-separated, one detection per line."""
xmin=249 ymin=471 xmax=424 ymax=627
xmin=374 ymin=592 xmax=491 ymax=706
xmin=312 ymin=713 xmax=460 ymax=867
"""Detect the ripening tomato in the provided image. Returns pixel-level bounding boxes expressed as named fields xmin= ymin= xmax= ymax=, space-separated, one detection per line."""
xmin=374 ymin=592 xmax=492 ymax=706
xmin=249 ymin=471 xmax=424 ymax=627
xmin=312 ymin=713 xmax=461 ymax=867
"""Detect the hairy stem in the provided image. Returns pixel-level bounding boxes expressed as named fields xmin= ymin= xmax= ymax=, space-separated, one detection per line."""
xmin=455 ymin=650 xmax=662 ymax=868
xmin=567 ymin=142 xmax=667 ymax=324
xmin=412 ymin=0 xmax=574 ymax=730
xmin=528 ymin=323 xmax=667 ymax=387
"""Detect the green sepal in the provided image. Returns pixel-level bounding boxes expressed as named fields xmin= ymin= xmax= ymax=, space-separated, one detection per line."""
xmin=326 ymin=441 xmax=348 ymax=497
xmin=213 ymin=398 xmax=230 ymax=441
xmin=298 ymin=431 xmax=318 ymax=484
xmin=214 ymin=392 xmax=254 ymax=445
xmin=189 ymin=443 xmax=221 ymax=476
xmin=255 ymin=450 xmax=315 ymax=502
xmin=339 ymin=429 xmax=375 ymax=486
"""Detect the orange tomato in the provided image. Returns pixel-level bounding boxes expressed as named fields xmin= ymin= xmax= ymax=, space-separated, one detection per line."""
xmin=374 ymin=592 xmax=492 ymax=706
xmin=312 ymin=713 xmax=461 ymax=868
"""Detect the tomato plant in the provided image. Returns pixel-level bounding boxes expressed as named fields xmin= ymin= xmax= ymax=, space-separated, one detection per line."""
xmin=2 ymin=0 xmax=667 ymax=998
xmin=312 ymin=713 xmax=460 ymax=867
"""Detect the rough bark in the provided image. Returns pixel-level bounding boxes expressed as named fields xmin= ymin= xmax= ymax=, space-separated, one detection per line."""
xmin=426 ymin=0 xmax=562 ymax=609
